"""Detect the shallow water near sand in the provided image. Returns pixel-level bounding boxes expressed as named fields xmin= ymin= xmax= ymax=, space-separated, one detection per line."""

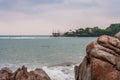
xmin=0 ymin=36 xmax=96 ymax=80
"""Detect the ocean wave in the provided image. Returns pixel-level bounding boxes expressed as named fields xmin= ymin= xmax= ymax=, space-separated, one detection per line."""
xmin=0 ymin=63 xmax=75 ymax=80
xmin=42 ymin=65 xmax=75 ymax=80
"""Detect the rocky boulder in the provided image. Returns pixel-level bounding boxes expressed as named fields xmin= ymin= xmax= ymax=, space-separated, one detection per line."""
xmin=0 ymin=66 xmax=51 ymax=80
xmin=28 ymin=68 xmax=51 ymax=80
xmin=75 ymin=32 xmax=120 ymax=80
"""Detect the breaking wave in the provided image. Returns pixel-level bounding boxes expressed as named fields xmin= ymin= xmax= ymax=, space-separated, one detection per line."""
xmin=0 ymin=63 xmax=75 ymax=80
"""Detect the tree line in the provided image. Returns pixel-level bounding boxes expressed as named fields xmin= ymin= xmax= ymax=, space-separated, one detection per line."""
xmin=63 ymin=24 xmax=120 ymax=37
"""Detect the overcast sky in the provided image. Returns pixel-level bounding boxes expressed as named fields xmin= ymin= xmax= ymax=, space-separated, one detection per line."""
xmin=0 ymin=0 xmax=120 ymax=35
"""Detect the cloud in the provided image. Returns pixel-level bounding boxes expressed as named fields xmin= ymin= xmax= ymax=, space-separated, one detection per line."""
xmin=0 ymin=0 xmax=120 ymax=35
xmin=0 ymin=0 xmax=98 ymax=13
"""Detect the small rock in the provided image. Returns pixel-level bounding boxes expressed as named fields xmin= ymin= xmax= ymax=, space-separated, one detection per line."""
xmin=0 ymin=67 xmax=12 ymax=80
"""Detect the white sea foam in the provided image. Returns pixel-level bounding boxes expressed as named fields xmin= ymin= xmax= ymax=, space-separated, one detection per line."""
xmin=42 ymin=65 xmax=75 ymax=80
xmin=0 ymin=63 xmax=75 ymax=80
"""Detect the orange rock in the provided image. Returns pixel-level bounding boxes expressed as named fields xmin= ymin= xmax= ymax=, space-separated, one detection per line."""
xmin=75 ymin=32 xmax=120 ymax=80
xmin=92 ymin=58 xmax=118 ymax=80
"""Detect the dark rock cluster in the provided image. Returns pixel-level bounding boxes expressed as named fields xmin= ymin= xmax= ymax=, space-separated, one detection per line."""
xmin=75 ymin=32 xmax=120 ymax=80
xmin=0 ymin=66 xmax=51 ymax=80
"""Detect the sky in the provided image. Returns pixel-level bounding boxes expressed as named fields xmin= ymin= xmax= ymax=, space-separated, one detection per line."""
xmin=0 ymin=0 xmax=120 ymax=35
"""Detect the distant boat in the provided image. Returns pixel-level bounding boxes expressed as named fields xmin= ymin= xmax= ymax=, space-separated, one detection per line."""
xmin=52 ymin=32 xmax=60 ymax=37
xmin=52 ymin=30 xmax=61 ymax=37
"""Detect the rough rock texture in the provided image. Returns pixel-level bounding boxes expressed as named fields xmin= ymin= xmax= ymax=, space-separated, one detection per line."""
xmin=92 ymin=58 xmax=118 ymax=80
xmin=0 ymin=67 xmax=13 ymax=80
xmin=0 ymin=66 xmax=51 ymax=80
xmin=75 ymin=32 xmax=120 ymax=80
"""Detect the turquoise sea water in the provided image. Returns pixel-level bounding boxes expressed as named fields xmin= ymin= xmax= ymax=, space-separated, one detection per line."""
xmin=0 ymin=36 xmax=97 ymax=80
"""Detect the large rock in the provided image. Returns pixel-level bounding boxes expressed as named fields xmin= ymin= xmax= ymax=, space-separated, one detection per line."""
xmin=0 ymin=66 xmax=51 ymax=80
xmin=75 ymin=32 xmax=120 ymax=80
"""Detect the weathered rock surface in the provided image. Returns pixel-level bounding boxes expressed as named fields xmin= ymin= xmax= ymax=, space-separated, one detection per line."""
xmin=75 ymin=32 xmax=120 ymax=80
xmin=0 ymin=67 xmax=13 ymax=80
xmin=0 ymin=66 xmax=51 ymax=80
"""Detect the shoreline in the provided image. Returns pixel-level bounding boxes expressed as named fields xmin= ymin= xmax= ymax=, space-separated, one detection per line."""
xmin=0 ymin=64 xmax=75 ymax=80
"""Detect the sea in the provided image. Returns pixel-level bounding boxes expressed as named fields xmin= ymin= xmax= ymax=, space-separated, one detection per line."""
xmin=0 ymin=36 xmax=97 ymax=80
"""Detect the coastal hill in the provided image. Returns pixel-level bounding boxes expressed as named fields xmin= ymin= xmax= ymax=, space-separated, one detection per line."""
xmin=53 ymin=23 xmax=120 ymax=37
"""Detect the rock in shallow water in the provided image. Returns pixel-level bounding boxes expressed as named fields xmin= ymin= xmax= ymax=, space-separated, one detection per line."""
xmin=0 ymin=66 xmax=51 ymax=80
xmin=75 ymin=32 xmax=120 ymax=80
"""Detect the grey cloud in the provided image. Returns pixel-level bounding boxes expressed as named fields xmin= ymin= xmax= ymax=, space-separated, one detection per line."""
xmin=0 ymin=0 xmax=120 ymax=19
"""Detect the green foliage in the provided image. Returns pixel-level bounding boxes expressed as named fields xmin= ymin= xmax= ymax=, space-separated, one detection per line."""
xmin=105 ymin=24 xmax=120 ymax=35
xmin=63 ymin=24 xmax=120 ymax=37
